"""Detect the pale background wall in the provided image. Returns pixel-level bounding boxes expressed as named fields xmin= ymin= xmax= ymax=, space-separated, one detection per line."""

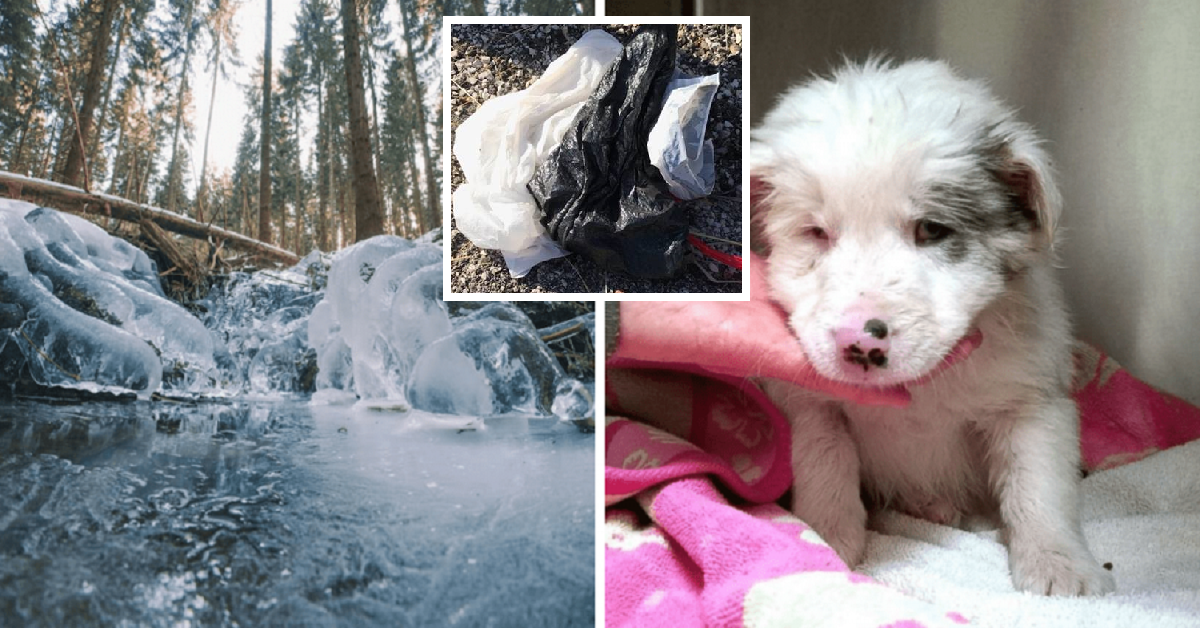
xmin=703 ymin=0 xmax=1200 ymax=405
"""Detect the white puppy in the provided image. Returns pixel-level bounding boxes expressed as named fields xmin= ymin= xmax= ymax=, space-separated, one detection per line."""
xmin=748 ymin=59 xmax=1115 ymax=596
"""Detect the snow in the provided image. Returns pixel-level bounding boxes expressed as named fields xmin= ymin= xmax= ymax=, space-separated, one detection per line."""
xmin=0 ymin=201 xmax=593 ymax=421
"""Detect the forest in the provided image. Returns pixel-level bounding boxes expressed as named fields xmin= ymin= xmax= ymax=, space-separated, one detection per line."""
xmin=0 ymin=0 xmax=590 ymax=260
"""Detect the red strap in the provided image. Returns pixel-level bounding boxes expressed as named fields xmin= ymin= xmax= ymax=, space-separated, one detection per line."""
xmin=687 ymin=234 xmax=742 ymax=270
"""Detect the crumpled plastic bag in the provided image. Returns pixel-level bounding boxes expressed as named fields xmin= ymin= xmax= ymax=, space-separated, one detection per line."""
xmin=452 ymin=29 xmax=623 ymax=278
xmin=528 ymin=25 xmax=690 ymax=279
xmin=648 ymin=71 xmax=720 ymax=200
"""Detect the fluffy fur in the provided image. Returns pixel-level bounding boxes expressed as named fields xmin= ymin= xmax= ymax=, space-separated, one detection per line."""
xmin=749 ymin=59 xmax=1115 ymax=596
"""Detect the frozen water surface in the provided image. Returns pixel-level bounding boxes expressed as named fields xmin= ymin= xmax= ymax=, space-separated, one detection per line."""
xmin=0 ymin=203 xmax=596 ymax=626
xmin=0 ymin=399 xmax=594 ymax=626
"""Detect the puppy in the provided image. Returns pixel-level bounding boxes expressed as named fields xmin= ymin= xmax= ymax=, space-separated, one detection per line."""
xmin=748 ymin=59 xmax=1115 ymax=596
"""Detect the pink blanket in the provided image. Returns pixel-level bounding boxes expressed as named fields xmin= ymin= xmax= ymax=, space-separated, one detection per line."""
xmin=605 ymin=252 xmax=1200 ymax=627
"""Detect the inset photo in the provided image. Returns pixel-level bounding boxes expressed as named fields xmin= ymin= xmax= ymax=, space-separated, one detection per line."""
xmin=445 ymin=20 xmax=746 ymax=297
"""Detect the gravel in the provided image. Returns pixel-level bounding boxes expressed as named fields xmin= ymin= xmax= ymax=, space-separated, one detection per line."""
xmin=449 ymin=23 xmax=743 ymax=294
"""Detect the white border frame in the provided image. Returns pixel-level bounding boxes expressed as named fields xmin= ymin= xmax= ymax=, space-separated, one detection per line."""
xmin=592 ymin=297 xmax=606 ymax=627
xmin=441 ymin=16 xmax=751 ymax=302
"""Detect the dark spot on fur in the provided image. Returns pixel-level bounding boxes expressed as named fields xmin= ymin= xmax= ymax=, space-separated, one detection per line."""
xmin=867 ymin=348 xmax=887 ymax=367
xmin=843 ymin=343 xmax=888 ymax=370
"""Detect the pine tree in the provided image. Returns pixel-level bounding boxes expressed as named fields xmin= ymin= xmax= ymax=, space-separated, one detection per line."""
xmin=229 ymin=68 xmax=262 ymax=234
xmin=164 ymin=0 xmax=201 ymax=215
xmin=396 ymin=0 xmax=440 ymax=232
xmin=295 ymin=0 xmax=338 ymax=249
xmin=86 ymin=4 xmax=130 ymax=188
xmin=279 ymin=42 xmax=308 ymax=251
xmin=0 ymin=0 xmax=39 ymax=170
xmin=380 ymin=51 xmax=422 ymax=237
xmin=109 ymin=21 xmax=171 ymax=204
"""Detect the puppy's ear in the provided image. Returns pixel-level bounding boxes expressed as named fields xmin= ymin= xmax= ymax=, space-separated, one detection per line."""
xmin=991 ymin=130 xmax=1063 ymax=254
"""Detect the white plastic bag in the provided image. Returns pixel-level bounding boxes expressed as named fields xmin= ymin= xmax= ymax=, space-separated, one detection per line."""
xmin=648 ymin=71 xmax=720 ymax=200
xmin=452 ymin=29 xmax=623 ymax=278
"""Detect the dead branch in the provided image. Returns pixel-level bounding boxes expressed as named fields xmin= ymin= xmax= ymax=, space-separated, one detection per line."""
xmin=0 ymin=170 xmax=299 ymax=266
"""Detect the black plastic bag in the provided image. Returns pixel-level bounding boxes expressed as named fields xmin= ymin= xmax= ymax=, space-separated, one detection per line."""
xmin=527 ymin=26 xmax=689 ymax=279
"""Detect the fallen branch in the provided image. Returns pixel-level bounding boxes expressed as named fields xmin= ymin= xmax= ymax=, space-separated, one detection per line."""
xmin=140 ymin=218 xmax=204 ymax=289
xmin=541 ymin=322 xmax=584 ymax=343
xmin=0 ymin=171 xmax=299 ymax=266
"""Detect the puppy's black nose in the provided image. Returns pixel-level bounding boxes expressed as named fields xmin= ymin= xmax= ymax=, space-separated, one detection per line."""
xmin=863 ymin=318 xmax=888 ymax=339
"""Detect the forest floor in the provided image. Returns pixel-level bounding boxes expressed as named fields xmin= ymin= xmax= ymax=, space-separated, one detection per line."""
xmin=448 ymin=23 xmax=743 ymax=294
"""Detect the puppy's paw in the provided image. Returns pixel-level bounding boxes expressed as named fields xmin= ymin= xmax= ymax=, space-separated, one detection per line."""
xmin=808 ymin=518 xmax=867 ymax=567
xmin=1009 ymin=544 xmax=1116 ymax=596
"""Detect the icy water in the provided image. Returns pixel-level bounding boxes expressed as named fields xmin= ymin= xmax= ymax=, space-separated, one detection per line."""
xmin=0 ymin=399 xmax=594 ymax=627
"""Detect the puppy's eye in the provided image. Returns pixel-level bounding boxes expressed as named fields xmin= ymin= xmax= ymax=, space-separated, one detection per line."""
xmin=914 ymin=219 xmax=954 ymax=245
xmin=803 ymin=226 xmax=830 ymax=242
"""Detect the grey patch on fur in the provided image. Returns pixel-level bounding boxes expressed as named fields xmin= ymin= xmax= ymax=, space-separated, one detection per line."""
xmin=922 ymin=173 xmax=1035 ymax=265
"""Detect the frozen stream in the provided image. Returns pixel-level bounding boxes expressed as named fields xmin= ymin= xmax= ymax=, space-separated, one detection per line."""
xmin=0 ymin=399 xmax=594 ymax=626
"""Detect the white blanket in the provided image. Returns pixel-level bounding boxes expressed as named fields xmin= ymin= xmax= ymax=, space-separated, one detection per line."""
xmin=861 ymin=439 xmax=1200 ymax=627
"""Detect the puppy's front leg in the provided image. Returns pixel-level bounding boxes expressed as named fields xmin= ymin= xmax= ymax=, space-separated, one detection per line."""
xmin=989 ymin=397 xmax=1116 ymax=595
xmin=762 ymin=380 xmax=867 ymax=566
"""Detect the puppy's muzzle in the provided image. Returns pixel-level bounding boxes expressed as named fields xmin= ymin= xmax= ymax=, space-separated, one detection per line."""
xmin=835 ymin=305 xmax=890 ymax=372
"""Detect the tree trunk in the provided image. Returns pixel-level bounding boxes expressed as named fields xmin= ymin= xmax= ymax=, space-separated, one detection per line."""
xmin=88 ymin=6 xmax=128 ymax=185
xmin=109 ymin=97 xmax=128 ymax=195
xmin=258 ymin=0 xmax=273 ymax=244
xmin=166 ymin=0 xmax=198 ymax=215
xmin=60 ymin=0 xmax=118 ymax=189
xmin=406 ymin=150 xmax=424 ymax=237
xmin=12 ymin=90 xmax=38 ymax=174
xmin=363 ymin=26 xmax=384 ymax=224
xmin=293 ymin=98 xmax=303 ymax=250
xmin=397 ymin=0 xmax=438 ymax=235
xmin=196 ymin=32 xmax=222 ymax=224
xmin=340 ymin=0 xmax=384 ymax=242
xmin=316 ymin=73 xmax=328 ymax=251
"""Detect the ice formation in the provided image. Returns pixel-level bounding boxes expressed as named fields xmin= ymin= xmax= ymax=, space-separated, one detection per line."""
xmin=408 ymin=303 xmax=563 ymax=416
xmin=0 ymin=200 xmax=214 ymax=397
xmin=0 ymin=202 xmax=593 ymax=421
xmin=197 ymin=251 xmax=326 ymax=395
xmin=311 ymin=237 xmax=593 ymax=420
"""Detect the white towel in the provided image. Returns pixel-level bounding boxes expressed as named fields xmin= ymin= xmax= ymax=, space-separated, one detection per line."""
xmin=861 ymin=439 xmax=1200 ymax=627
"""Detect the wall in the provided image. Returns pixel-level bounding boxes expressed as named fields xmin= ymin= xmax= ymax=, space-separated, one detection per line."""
xmin=713 ymin=0 xmax=1200 ymax=404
